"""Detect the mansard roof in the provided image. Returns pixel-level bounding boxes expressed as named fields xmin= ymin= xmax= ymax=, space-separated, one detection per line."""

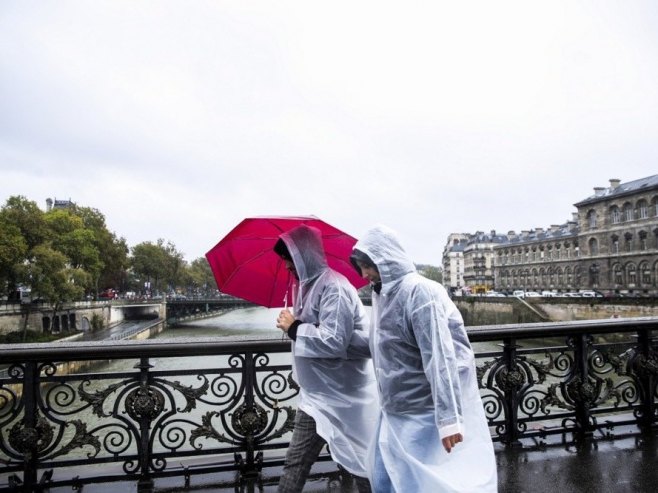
xmin=574 ymin=174 xmax=658 ymax=207
xmin=466 ymin=231 xmax=509 ymax=245
xmin=498 ymin=222 xmax=580 ymax=248
xmin=449 ymin=242 xmax=466 ymax=253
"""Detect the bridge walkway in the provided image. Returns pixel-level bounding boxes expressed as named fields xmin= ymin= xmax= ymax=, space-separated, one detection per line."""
xmin=42 ymin=432 xmax=658 ymax=492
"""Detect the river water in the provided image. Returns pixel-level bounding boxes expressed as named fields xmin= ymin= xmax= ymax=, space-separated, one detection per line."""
xmin=164 ymin=306 xmax=283 ymax=338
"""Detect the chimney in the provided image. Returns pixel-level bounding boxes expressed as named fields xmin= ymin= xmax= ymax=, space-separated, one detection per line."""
xmin=609 ymin=178 xmax=621 ymax=189
xmin=594 ymin=187 xmax=605 ymax=196
xmin=572 ymin=212 xmax=579 ymax=222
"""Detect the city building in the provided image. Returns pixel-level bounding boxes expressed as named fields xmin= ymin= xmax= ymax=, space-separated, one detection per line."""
xmin=492 ymin=175 xmax=658 ymax=295
xmin=442 ymin=174 xmax=658 ymax=296
xmin=442 ymin=233 xmax=469 ymax=294
xmin=46 ymin=197 xmax=75 ymax=211
xmin=463 ymin=230 xmax=508 ymax=294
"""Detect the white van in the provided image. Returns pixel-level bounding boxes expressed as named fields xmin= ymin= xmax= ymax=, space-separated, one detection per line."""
xmin=512 ymin=290 xmax=525 ymax=298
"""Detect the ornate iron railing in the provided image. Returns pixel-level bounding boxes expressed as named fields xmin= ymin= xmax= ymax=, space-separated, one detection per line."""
xmin=1 ymin=317 xmax=657 ymax=492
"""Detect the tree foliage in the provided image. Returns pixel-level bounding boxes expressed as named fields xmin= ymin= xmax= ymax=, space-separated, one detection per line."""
xmin=417 ymin=264 xmax=443 ymax=284
xmin=0 ymin=196 xmax=128 ymax=300
xmin=1 ymin=195 xmax=225 ymax=335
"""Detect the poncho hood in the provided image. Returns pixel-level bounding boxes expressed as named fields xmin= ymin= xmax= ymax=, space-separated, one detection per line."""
xmin=354 ymin=224 xmax=416 ymax=290
xmin=280 ymin=224 xmax=328 ymax=284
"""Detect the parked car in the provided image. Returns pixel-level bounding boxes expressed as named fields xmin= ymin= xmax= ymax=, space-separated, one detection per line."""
xmin=580 ymin=290 xmax=603 ymax=298
xmin=512 ymin=290 xmax=525 ymax=298
xmin=524 ymin=291 xmax=541 ymax=297
xmin=485 ymin=291 xmax=506 ymax=297
xmin=541 ymin=291 xmax=557 ymax=297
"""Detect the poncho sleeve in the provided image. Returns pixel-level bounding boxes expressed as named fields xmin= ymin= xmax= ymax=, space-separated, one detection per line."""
xmin=409 ymin=283 xmax=464 ymax=439
xmin=294 ymin=282 xmax=354 ymax=359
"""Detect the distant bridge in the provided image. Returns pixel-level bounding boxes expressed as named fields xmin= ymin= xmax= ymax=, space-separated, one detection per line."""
xmin=164 ymin=297 xmax=256 ymax=323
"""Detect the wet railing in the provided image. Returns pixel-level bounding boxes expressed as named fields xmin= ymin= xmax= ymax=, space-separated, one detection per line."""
xmin=1 ymin=317 xmax=657 ymax=492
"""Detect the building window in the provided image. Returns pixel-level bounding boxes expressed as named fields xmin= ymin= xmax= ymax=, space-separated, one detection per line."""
xmin=639 ymin=231 xmax=648 ymax=251
xmin=588 ymin=238 xmax=598 ymax=256
xmin=638 ymin=200 xmax=648 ymax=219
xmin=613 ymin=264 xmax=623 ymax=285
xmin=624 ymin=203 xmax=633 ymax=221
xmin=587 ymin=210 xmax=597 ymax=228
xmin=589 ymin=264 xmax=599 ymax=287
xmin=611 ymin=206 xmax=621 ymax=224
xmin=624 ymin=233 xmax=633 ymax=252
xmin=627 ymin=264 xmax=637 ymax=286
xmin=640 ymin=262 xmax=651 ymax=285
xmin=611 ymin=235 xmax=619 ymax=254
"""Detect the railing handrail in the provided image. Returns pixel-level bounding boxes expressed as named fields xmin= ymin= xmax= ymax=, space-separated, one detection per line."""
xmin=2 ymin=316 xmax=656 ymax=362
xmin=2 ymin=316 xmax=657 ymax=492
xmin=0 ymin=334 xmax=291 ymax=362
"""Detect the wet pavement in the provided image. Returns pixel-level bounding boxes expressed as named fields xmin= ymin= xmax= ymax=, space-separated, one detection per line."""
xmin=41 ymin=430 xmax=658 ymax=493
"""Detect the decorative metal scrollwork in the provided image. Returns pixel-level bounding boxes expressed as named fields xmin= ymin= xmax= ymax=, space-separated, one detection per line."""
xmin=633 ymin=353 xmax=658 ymax=378
xmin=8 ymin=417 xmax=54 ymax=458
xmin=495 ymin=366 xmax=526 ymax=392
xmin=565 ymin=376 xmax=599 ymax=409
xmin=125 ymin=386 xmax=165 ymax=420
xmin=232 ymin=403 xmax=268 ymax=436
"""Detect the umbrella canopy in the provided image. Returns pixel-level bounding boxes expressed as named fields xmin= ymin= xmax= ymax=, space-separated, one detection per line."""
xmin=205 ymin=216 xmax=368 ymax=308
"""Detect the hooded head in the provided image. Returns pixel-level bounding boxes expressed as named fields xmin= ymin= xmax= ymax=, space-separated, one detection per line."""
xmin=353 ymin=225 xmax=416 ymax=290
xmin=275 ymin=224 xmax=328 ymax=283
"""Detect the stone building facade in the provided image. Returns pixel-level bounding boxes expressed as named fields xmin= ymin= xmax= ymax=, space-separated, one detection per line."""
xmin=490 ymin=175 xmax=658 ymax=295
xmin=442 ymin=233 xmax=469 ymax=293
xmin=462 ymin=231 xmax=508 ymax=293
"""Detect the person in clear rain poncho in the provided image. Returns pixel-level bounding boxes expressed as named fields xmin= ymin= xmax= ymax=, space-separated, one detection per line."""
xmin=350 ymin=225 xmax=498 ymax=493
xmin=274 ymin=224 xmax=379 ymax=493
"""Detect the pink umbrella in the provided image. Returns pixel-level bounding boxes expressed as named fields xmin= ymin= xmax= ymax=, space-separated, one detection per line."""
xmin=205 ymin=216 xmax=368 ymax=308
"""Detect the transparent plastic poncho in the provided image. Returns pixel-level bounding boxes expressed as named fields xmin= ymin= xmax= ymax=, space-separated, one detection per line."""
xmin=279 ymin=225 xmax=378 ymax=477
xmin=354 ymin=225 xmax=498 ymax=492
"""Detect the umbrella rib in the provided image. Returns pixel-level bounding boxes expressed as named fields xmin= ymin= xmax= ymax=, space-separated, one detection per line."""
xmin=222 ymin=249 xmax=270 ymax=287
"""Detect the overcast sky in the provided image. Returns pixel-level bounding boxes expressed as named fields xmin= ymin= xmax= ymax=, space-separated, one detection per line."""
xmin=1 ymin=1 xmax=657 ymax=265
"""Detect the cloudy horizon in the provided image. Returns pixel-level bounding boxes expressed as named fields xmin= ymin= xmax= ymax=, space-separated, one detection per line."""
xmin=2 ymin=1 xmax=657 ymax=265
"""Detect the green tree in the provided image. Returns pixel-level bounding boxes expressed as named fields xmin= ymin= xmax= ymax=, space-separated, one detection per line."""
xmin=0 ymin=196 xmax=47 ymax=295
xmin=19 ymin=244 xmax=87 ymax=339
xmin=130 ymin=241 xmax=169 ymax=294
xmin=185 ymin=257 xmax=217 ymax=296
xmin=44 ymin=209 xmax=101 ymax=294
xmin=0 ymin=217 xmax=28 ymax=296
xmin=417 ymin=264 xmax=443 ymax=284
xmin=68 ymin=205 xmax=129 ymax=295
xmin=0 ymin=196 xmax=49 ymax=250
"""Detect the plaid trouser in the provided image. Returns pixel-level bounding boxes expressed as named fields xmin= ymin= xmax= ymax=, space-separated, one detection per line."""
xmin=277 ymin=409 xmax=372 ymax=493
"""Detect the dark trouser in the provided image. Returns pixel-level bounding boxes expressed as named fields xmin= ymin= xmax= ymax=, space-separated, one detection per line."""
xmin=277 ymin=409 xmax=372 ymax=493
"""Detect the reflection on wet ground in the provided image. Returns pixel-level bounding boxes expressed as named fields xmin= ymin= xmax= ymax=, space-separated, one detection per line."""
xmin=44 ymin=432 xmax=658 ymax=492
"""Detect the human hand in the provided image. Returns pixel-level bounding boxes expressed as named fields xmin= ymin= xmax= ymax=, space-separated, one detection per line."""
xmin=442 ymin=433 xmax=463 ymax=453
xmin=276 ymin=309 xmax=295 ymax=332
